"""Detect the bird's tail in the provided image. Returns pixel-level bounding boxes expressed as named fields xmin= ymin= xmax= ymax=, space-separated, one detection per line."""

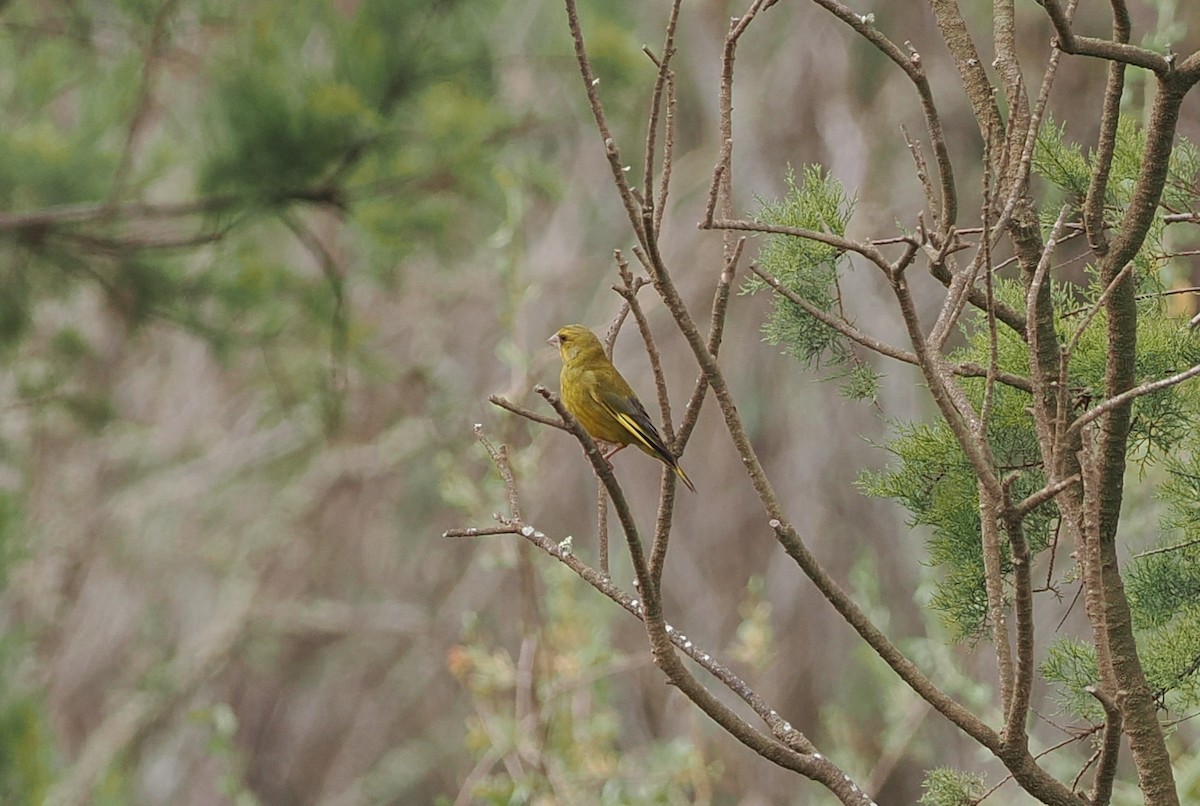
xmin=673 ymin=462 xmax=697 ymax=494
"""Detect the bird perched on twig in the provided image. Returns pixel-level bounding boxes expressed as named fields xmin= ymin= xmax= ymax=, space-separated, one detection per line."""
xmin=548 ymin=324 xmax=696 ymax=493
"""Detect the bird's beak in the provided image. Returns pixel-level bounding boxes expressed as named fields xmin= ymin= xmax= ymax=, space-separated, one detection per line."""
xmin=547 ymin=334 xmax=560 ymax=348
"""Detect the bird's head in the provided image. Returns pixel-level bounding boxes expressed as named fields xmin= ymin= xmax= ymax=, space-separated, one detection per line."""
xmin=548 ymin=324 xmax=604 ymax=364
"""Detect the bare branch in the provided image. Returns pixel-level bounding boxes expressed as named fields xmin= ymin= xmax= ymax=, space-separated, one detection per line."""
xmin=702 ymin=0 xmax=776 ymax=229
xmin=532 ymin=386 xmax=884 ymax=802
xmin=562 ymin=0 xmax=646 ymax=244
xmin=990 ymin=0 xmax=1076 ymax=245
xmin=474 ymin=425 xmax=522 ymax=522
xmin=925 ymin=251 xmax=1028 ymax=334
xmin=1081 ymin=1 xmax=1129 ymax=255
xmin=981 ymin=487 xmax=1015 ymax=715
xmin=613 ymin=254 xmax=672 ymax=442
xmin=928 ymin=247 xmax=985 ymax=352
xmin=641 ymin=1 xmax=682 ymax=238
xmin=992 ymin=0 xmax=1030 ymax=204
xmin=978 ymin=130 xmax=1000 ymax=439
xmin=444 ymin=525 xmax=520 ymax=539
xmin=1086 ymin=685 xmax=1122 ymax=805
xmin=765 ymin=520 xmax=1005 ymax=756
xmin=1001 ymin=503 xmax=1036 ymax=754
xmin=488 ymin=395 xmax=568 ymax=431
xmin=1013 ymin=475 xmax=1081 ymax=519
xmin=891 ymin=261 xmax=1005 ymax=504
xmin=596 ymin=485 xmax=609 ymax=577
xmin=750 ymin=263 xmax=918 ymax=365
xmin=927 ymin=0 xmax=1003 ymax=149
xmin=1067 ymin=363 xmax=1200 ymax=438
xmin=808 ymin=0 xmax=956 ymax=228
xmin=707 ymin=217 xmax=893 ymax=273
xmin=677 ymin=238 xmax=743 ymax=449
xmin=456 ymin=424 xmax=841 ymax=770
xmin=1039 ymin=0 xmax=1173 ymax=75
xmin=744 ymin=260 xmax=1035 ymax=393
xmin=902 ymin=128 xmax=940 ymax=231
xmin=1133 ymin=537 xmax=1200 ymax=559
xmin=655 ymin=55 xmax=677 ymax=237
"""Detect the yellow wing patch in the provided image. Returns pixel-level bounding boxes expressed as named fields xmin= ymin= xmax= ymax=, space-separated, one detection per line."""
xmin=613 ymin=409 xmax=665 ymax=457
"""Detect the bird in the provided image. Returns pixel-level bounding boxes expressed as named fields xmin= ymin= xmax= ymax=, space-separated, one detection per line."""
xmin=548 ymin=324 xmax=696 ymax=493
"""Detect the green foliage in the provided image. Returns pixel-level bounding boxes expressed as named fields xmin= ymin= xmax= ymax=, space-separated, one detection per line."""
xmin=1125 ymin=441 xmax=1200 ymax=710
xmin=199 ymin=0 xmax=519 ymax=257
xmin=1139 ymin=605 xmax=1200 ymax=708
xmin=0 ymin=691 xmax=56 ymax=804
xmin=0 ymin=0 xmax=535 ymax=434
xmin=858 ymin=351 xmax=1055 ymax=638
xmin=201 ymin=68 xmax=377 ymax=200
xmin=1033 ymin=120 xmax=1091 ymax=201
xmin=1041 ymin=638 xmax=1103 ymax=722
xmin=0 ymin=527 xmax=59 ymax=803
xmin=1035 ymin=115 xmax=1200 ymax=261
xmin=859 ymin=116 xmax=1200 ymax=734
xmin=744 ymin=165 xmax=878 ymax=399
xmin=0 ymin=270 xmax=32 ymax=350
xmin=918 ymin=767 xmax=986 ymax=806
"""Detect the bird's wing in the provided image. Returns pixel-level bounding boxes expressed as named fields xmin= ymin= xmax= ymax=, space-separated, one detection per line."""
xmin=594 ymin=387 xmax=674 ymax=464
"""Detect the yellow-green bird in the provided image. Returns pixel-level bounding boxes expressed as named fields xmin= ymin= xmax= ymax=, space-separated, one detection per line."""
xmin=548 ymin=324 xmax=696 ymax=493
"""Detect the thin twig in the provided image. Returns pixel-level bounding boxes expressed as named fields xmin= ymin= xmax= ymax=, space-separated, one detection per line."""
xmin=701 ymin=0 xmax=774 ymax=229
xmin=981 ymin=486 xmax=1014 ymax=714
xmin=596 ymin=485 xmax=609 ymax=577
xmin=641 ymin=0 xmax=682 ymax=239
xmin=1081 ymin=0 xmax=1127 ymax=255
xmin=444 ymin=525 xmax=520 ymax=539
xmin=1064 ymin=263 xmax=1135 ymax=362
xmin=809 ymin=0 xmax=956 ymax=228
xmin=902 ymin=126 xmax=939 ymax=231
xmin=1134 ymin=537 xmax=1200 ymax=559
xmin=475 ymin=425 xmax=522 ymax=522
xmin=978 ymin=133 xmax=1014 ymax=719
xmin=614 ymin=254 xmax=672 ymax=442
xmin=487 ymin=395 xmax=568 ymax=431
xmin=1013 ymin=475 xmax=1081 ymax=519
xmin=1067 ymin=362 xmax=1200 ymax=438
xmin=709 ymin=217 xmax=892 ymax=273
xmin=562 ymin=0 xmax=646 ymax=244
xmin=751 ymin=264 xmax=919 ymax=366
xmin=677 ymin=238 xmax=743 ymax=448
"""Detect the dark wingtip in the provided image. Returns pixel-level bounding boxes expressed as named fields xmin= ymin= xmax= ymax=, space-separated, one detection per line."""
xmin=676 ymin=465 xmax=697 ymax=494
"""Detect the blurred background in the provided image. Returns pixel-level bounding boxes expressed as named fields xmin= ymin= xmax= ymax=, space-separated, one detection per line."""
xmin=2 ymin=0 xmax=1199 ymax=804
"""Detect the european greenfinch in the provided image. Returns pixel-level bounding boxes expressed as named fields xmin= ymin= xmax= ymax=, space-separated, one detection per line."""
xmin=549 ymin=324 xmax=696 ymax=493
